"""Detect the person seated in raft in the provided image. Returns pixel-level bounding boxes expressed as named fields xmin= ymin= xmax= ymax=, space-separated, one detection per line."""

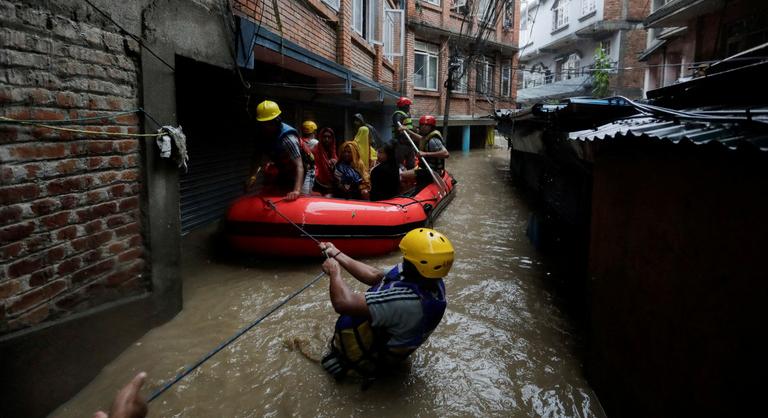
xmin=313 ymin=127 xmax=338 ymax=197
xmin=334 ymin=141 xmax=370 ymax=200
xmin=352 ymin=113 xmax=380 ymax=172
xmin=369 ymin=142 xmax=401 ymax=201
xmin=318 ymin=228 xmax=453 ymax=380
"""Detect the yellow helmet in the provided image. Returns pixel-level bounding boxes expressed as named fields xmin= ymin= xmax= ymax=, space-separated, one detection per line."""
xmin=256 ymin=100 xmax=281 ymax=122
xmin=399 ymin=228 xmax=454 ymax=279
xmin=302 ymin=120 xmax=317 ymax=134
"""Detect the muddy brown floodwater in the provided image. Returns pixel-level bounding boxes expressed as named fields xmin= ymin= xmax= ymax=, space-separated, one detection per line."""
xmin=53 ymin=148 xmax=605 ymax=417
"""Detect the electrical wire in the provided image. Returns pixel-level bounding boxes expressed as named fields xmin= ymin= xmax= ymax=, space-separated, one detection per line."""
xmin=82 ymin=0 xmax=175 ymax=72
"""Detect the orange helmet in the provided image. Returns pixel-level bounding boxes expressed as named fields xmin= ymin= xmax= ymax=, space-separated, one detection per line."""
xmin=397 ymin=97 xmax=412 ymax=107
xmin=419 ymin=115 xmax=437 ymax=126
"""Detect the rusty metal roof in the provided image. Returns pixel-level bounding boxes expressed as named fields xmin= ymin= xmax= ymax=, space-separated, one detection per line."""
xmin=569 ymin=113 xmax=768 ymax=152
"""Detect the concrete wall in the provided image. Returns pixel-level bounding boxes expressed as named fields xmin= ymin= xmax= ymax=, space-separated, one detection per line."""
xmin=587 ymin=142 xmax=768 ymax=417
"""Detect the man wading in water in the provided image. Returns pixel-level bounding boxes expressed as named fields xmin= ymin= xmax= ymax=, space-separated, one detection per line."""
xmin=319 ymin=228 xmax=453 ymax=380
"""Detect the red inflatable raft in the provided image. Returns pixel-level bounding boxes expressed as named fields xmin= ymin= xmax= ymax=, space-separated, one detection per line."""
xmin=225 ymin=171 xmax=456 ymax=257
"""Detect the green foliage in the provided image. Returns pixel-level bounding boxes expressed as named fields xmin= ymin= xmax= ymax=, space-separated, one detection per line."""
xmin=592 ymin=46 xmax=611 ymax=98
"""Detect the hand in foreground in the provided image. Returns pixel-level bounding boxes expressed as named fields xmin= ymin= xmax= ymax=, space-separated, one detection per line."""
xmin=284 ymin=190 xmax=300 ymax=201
xmin=93 ymin=372 xmax=148 ymax=418
xmin=318 ymin=242 xmax=339 ymax=258
xmin=322 ymin=257 xmax=341 ymax=277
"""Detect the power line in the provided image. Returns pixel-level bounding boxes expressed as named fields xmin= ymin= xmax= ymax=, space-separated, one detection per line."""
xmin=82 ymin=0 xmax=175 ymax=72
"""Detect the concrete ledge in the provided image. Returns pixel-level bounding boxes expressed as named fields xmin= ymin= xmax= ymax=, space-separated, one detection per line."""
xmin=0 ymin=294 xmax=176 ymax=418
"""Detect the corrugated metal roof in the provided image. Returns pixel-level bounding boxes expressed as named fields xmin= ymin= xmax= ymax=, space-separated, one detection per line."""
xmin=569 ymin=116 xmax=768 ymax=152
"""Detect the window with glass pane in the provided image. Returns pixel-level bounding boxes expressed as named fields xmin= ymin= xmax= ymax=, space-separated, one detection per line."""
xmin=425 ymin=0 xmax=440 ymax=5
xmin=475 ymin=58 xmax=494 ymax=94
xmin=352 ymin=0 xmax=364 ymax=36
xmin=552 ymin=0 xmax=569 ymax=30
xmin=451 ymin=57 xmax=468 ymax=93
xmin=414 ymin=41 xmax=439 ymax=90
xmin=501 ymin=64 xmax=511 ymax=96
xmin=323 ymin=0 xmax=340 ymax=11
xmin=479 ymin=0 xmax=494 ymax=23
xmin=561 ymin=53 xmax=580 ymax=79
xmin=581 ymin=0 xmax=595 ymax=16
xmin=503 ymin=2 xmax=515 ymax=29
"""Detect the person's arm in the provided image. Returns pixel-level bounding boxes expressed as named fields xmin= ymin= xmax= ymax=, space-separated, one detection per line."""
xmin=284 ymin=134 xmax=304 ymax=201
xmin=319 ymin=242 xmax=384 ymax=286
xmin=285 ymin=157 xmax=303 ymax=201
xmin=322 ymin=258 xmax=371 ymax=317
xmin=420 ymin=148 xmax=450 ymax=159
xmin=420 ymin=138 xmax=449 ymax=159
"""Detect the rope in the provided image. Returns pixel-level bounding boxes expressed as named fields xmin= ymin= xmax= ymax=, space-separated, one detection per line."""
xmin=0 ymin=109 xmax=141 ymax=124
xmin=0 ymin=116 xmax=161 ymax=137
xmin=261 ymin=198 xmax=323 ymax=247
xmin=148 ymin=197 xmax=338 ymax=402
xmin=147 ymin=270 xmax=326 ymax=403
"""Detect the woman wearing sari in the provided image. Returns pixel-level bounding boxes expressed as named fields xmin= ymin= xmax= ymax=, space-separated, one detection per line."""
xmin=313 ymin=127 xmax=338 ymax=197
xmin=334 ymin=141 xmax=370 ymax=200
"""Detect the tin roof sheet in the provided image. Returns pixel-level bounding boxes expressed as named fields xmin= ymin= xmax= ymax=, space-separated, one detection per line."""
xmin=569 ymin=115 xmax=768 ymax=152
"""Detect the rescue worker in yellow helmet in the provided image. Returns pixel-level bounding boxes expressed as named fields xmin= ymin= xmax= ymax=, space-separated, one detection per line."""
xmin=249 ymin=100 xmax=315 ymax=201
xmin=318 ymin=228 xmax=453 ymax=379
xmin=301 ymin=120 xmax=319 ymax=151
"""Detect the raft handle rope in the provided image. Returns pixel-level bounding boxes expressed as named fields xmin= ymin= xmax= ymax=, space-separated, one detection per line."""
xmin=148 ymin=199 xmax=338 ymax=402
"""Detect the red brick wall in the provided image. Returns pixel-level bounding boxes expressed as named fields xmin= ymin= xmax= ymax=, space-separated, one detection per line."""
xmin=0 ymin=1 xmax=146 ymax=334
xmin=236 ymin=0 xmax=338 ymax=62
xmin=351 ymin=36 xmax=375 ymax=79
xmin=406 ymin=1 xmax=519 ymax=115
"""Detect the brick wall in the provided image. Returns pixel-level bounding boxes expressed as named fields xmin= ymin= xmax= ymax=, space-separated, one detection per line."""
xmin=236 ymin=0 xmax=338 ymax=62
xmin=406 ymin=1 xmax=519 ymax=116
xmin=351 ymin=36 xmax=375 ymax=80
xmin=0 ymin=1 xmax=147 ymax=334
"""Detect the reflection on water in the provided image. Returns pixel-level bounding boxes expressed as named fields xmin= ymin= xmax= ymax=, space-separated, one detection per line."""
xmin=53 ymin=148 xmax=604 ymax=417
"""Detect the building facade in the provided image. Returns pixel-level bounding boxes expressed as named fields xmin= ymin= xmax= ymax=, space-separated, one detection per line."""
xmin=517 ymin=0 xmax=648 ymax=103
xmin=405 ymin=0 xmax=519 ymax=144
xmin=640 ymin=0 xmax=768 ymax=93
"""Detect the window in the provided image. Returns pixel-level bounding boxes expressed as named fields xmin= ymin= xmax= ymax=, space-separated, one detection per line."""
xmin=352 ymin=0 xmax=383 ymax=43
xmin=475 ymin=57 xmax=495 ymax=94
xmin=600 ymin=39 xmax=611 ymax=57
xmin=452 ymin=0 xmax=469 ymax=14
xmin=501 ymin=63 xmax=511 ymax=97
xmin=383 ymin=6 xmax=404 ymax=60
xmin=450 ymin=56 xmax=468 ymax=93
xmin=526 ymin=64 xmax=546 ymax=88
xmin=414 ymin=41 xmax=439 ymax=90
xmin=478 ymin=0 xmax=494 ymax=23
xmin=557 ymin=53 xmax=581 ymax=80
xmin=503 ymin=1 xmax=515 ymax=30
xmin=581 ymin=0 xmax=595 ymax=16
xmin=322 ymin=0 xmax=340 ymax=11
xmin=425 ymin=0 xmax=440 ymax=6
xmin=552 ymin=0 xmax=569 ymax=31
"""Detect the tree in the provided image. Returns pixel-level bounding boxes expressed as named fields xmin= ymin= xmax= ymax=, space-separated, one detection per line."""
xmin=592 ymin=46 xmax=611 ymax=98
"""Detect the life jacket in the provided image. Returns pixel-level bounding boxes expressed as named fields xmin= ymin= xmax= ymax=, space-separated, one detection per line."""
xmin=419 ymin=130 xmax=445 ymax=174
xmin=392 ymin=110 xmax=413 ymax=142
xmin=328 ymin=264 xmax=446 ymax=377
xmin=270 ymin=123 xmax=315 ymax=188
